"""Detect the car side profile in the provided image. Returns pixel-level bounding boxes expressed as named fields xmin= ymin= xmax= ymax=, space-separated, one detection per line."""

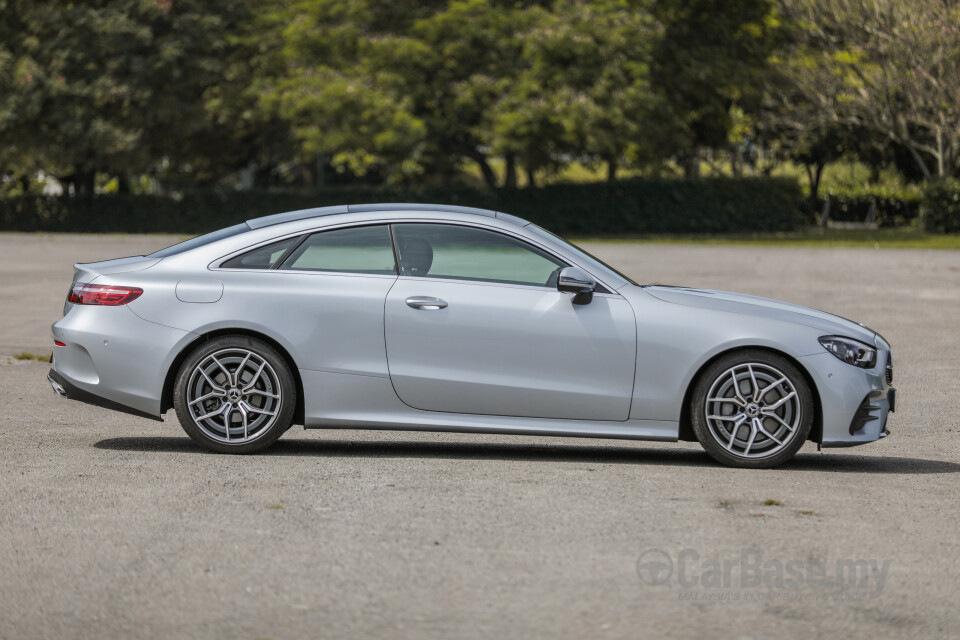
xmin=47 ymin=203 xmax=896 ymax=468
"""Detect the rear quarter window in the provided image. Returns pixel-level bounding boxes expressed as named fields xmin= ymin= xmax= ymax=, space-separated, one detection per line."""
xmin=279 ymin=225 xmax=396 ymax=275
xmin=220 ymin=237 xmax=298 ymax=269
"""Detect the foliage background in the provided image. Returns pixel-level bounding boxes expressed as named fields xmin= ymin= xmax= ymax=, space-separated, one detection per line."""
xmin=2 ymin=0 xmax=959 ymax=232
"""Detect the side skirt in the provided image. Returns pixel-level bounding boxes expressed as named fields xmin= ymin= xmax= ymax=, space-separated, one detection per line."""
xmin=299 ymin=369 xmax=678 ymax=442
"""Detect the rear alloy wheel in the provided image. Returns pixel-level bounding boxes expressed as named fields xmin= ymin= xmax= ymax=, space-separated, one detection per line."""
xmin=690 ymin=350 xmax=813 ymax=468
xmin=173 ymin=336 xmax=296 ymax=454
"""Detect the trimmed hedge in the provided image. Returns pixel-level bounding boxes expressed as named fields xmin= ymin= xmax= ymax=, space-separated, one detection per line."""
xmin=921 ymin=179 xmax=960 ymax=233
xmin=818 ymin=191 xmax=921 ymax=228
xmin=0 ymin=177 xmax=803 ymax=236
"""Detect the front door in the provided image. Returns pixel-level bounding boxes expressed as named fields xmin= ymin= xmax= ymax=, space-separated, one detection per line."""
xmin=384 ymin=223 xmax=636 ymax=421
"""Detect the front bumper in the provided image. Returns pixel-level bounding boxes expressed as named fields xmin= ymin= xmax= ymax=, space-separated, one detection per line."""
xmin=798 ymin=348 xmax=896 ymax=448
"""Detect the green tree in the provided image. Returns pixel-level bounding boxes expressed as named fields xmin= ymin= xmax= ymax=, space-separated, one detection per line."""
xmin=390 ymin=0 xmax=526 ymax=185
xmin=249 ymin=0 xmax=437 ymax=185
xmin=652 ymin=0 xmax=785 ymax=176
xmin=490 ymin=0 xmax=661 ymax=184
xmin=0 ymin=0 xmax=247 ymax=193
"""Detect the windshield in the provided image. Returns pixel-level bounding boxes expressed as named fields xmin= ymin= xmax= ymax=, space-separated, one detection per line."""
xmin=526 ymin=225 xmax=638 ymax=287
xmin=148 ymin=223 xmax=251 ymax=259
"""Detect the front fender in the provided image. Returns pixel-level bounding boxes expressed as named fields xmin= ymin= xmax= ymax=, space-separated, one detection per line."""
xmin=624 ymin=288 xmax=825 ymax=422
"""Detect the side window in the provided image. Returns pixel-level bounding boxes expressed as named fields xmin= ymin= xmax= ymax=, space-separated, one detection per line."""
xmin=279 ymin=225 xmax=396 ymax=275
xmin=221 ymin=237 xmax=297 ymax=269
xmin=393 ymin=223 xmax=565 ymax=287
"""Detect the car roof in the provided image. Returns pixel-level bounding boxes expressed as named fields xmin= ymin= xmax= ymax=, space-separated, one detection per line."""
xmin=245 ymin=203 xmax=531 ymax=230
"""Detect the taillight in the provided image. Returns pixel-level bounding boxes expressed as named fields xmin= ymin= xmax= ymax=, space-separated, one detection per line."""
xmin=68 ymin=283 xmax=143 ymax=306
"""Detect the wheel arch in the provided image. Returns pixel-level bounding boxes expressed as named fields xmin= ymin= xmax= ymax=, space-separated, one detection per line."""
xmin=160 ymin=328 xmax=305 ymax=427
xmin=677 ymin=345 xmax=823 ymax=444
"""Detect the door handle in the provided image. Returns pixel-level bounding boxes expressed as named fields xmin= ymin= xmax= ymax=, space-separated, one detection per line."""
xmin=406 ymin=296 xmax=448 ymax=310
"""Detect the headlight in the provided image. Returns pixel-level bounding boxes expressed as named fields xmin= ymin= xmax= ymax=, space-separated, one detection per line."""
xmin=819 ymin=336 xmax=877 ymax=368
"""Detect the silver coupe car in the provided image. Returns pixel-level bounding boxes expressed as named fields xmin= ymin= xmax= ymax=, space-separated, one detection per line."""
xmin=47 ymin=203 xmax=895 ymax=468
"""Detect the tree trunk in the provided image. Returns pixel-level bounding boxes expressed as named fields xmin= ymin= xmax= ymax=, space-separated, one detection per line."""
xmin=525 ymin=164 xmax=537 ymax=189
xmin=452 ymin=141 xmax=499 ymax=188
xmin=504 ymin=153 xmax=517 ymax=189
xmin=683 ymin=147 xmax=700 ymax=178
xmin=468 ymin=153 xmax=498 ymax=188
xmin=255 ymin=163 xmax=273 ymax=188
xmin=606 ymin=156 xmax=618 ymax=182
xmin=803 ymin=162 xmax=827 ymax=224
xmin=116 ymin=172 xmax=131 ymax=194
xmin=904 ymin=143 xmax=933 ymax=181
xmin=893 ymin=122 xmax=934 ymax=181
xmin=936 ymin=126 xmax=944 ymax=179
xmin=300 ymin=162 xmax=317 ymax=188
xmin=69 ymin=169 xmax=95 ymax=195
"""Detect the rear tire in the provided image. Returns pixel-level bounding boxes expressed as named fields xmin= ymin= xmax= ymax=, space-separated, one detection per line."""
xmin=173 ymin=335 xmax=296 ymax=454
xmin=690 ymin=349 xmax=813 ymax=469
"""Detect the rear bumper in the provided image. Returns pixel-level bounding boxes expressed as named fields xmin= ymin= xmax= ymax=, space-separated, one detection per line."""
xmin=47 ymin=369 xmax=162 ymax=421
xmin=50 ymin=305 xmax=194 ymax=419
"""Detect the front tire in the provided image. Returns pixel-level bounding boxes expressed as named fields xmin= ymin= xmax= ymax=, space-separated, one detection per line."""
xmin=690 ymin=350 xmax=813 ymax=469
xmin=173 ymin=335 xmax=296 ymax=454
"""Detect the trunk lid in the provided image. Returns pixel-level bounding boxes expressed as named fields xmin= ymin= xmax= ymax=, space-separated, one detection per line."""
xmin=72 ymin=256 xmax=161 ymax=284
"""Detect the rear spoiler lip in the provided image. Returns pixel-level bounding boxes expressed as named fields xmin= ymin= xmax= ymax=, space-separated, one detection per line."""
xmin=73 ymin=256 xmax=160 ymax=276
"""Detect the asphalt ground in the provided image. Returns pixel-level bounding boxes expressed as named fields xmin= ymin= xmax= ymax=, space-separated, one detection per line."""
xmin=1 ymin=232 xmax=958 ymax=639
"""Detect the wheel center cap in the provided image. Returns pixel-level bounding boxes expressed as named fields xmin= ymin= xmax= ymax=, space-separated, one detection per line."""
xmin=745 ymin=403 xmax=760 ymax=417
xmin=227 ymin=388 xmax=242 ymax=402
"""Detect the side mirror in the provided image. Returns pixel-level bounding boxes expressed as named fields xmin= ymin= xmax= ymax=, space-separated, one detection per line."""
xmin=557 ymin=266 xmax=596 ymax=305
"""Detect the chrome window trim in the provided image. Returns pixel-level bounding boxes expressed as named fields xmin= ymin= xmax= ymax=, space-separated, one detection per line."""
xmin=210 ymin=267 xmax=399 ymax=281
xmin=394 ymin=274 xmax=621 ymax=297
xmin=209 ymin=216 xmax=621 ymax=293
xmin=210 ymin=222 xmax=397 ymax=274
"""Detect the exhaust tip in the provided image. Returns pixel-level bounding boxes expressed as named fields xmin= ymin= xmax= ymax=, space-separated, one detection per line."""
xmin=47 ymin=374 xmax=67 ymax=398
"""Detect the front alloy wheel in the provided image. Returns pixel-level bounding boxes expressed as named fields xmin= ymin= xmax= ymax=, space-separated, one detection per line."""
xmin=690 ymin=350 xmax=813 ymax=468
xmin=173 ymin=336 xmax=296 ymax=453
